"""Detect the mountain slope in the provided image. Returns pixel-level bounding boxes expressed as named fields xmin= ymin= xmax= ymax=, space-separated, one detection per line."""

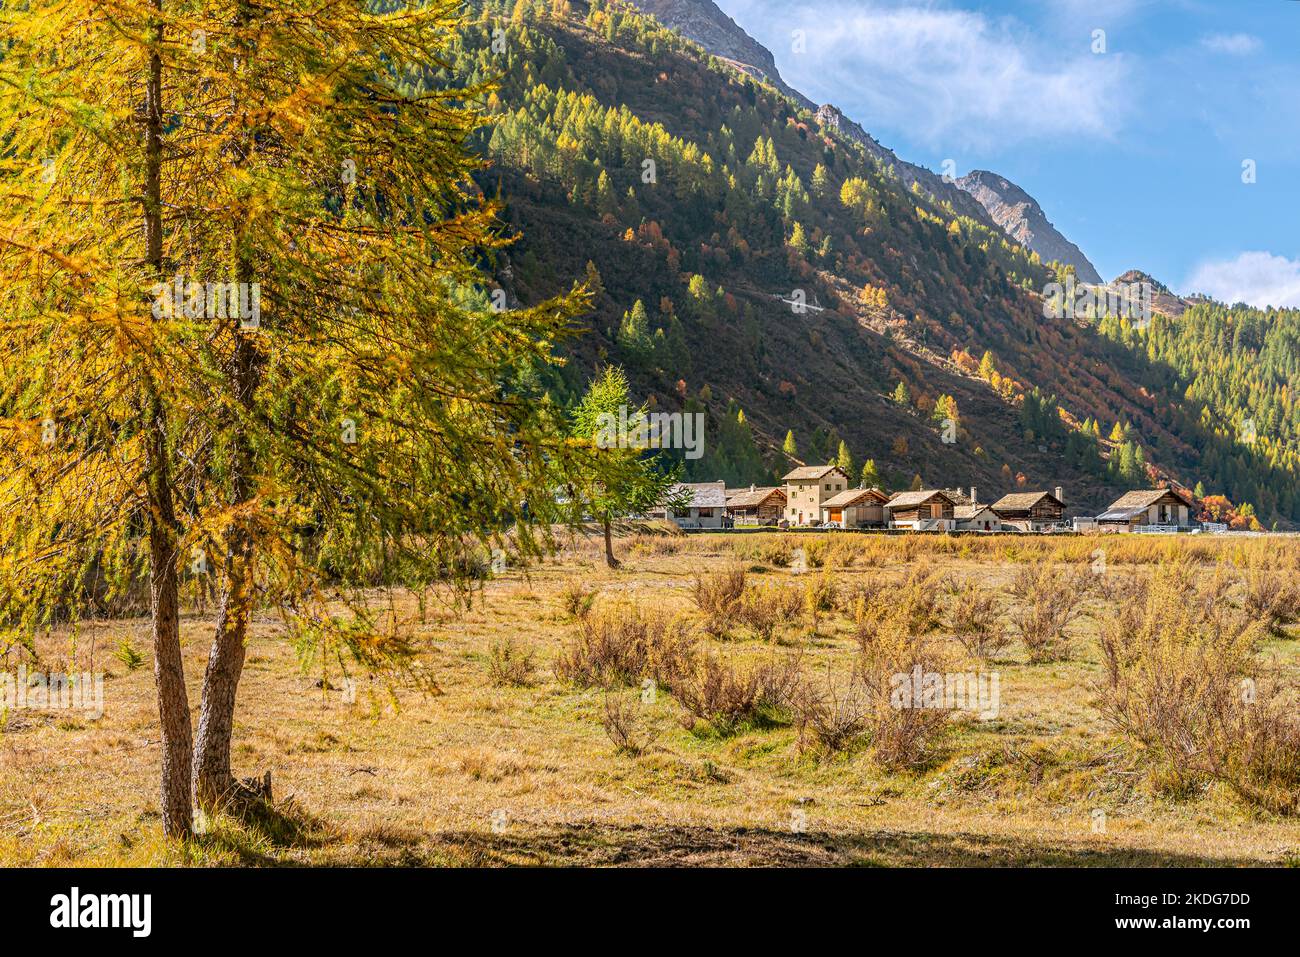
xmin=627 ymin=0 xmax=1093 ymax=279
xmin=956 ymin=171 xmax=1103 ymax=283
xmin=443 ymin=0 xmax=1300 ymax=523
xmin=626 ymin=0 xmax=813 ymax=108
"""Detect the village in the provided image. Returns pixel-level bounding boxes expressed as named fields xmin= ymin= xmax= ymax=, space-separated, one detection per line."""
xmin=650 ymin=465 xmax=1209 ymax=534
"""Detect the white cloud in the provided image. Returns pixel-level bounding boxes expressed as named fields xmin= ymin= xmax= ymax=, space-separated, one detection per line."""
xmin=745 ymin=1 xmax=1131 ymax=151
xmin=1200 ymin=33 xmax=1262 ymax=56
xmin=1185 ymin=252 xmax=1300 ymax=309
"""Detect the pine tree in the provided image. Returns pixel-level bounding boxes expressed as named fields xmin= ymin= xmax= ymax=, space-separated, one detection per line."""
xmin=783 ymin=429 xmax=799 ymax=459
xmin=618 ymin=299 xmax=654 ymax=359
xmin=788 ymin=221 xmax=809 ymax=256
xmin=978 ymin=351 xmax=997 ymax=380
xmin=835 ymin=440 xmax=855 ymax=478
xmin=860 ymin=458 xmax=881 ymax=489
xmin=571 ymin=367 xmax=683 ymax=567
xmin=892 ymin=381 xmax=911 ymax=406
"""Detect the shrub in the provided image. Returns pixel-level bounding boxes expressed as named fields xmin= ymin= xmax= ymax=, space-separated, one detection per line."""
xmin=802 ymin=567 xmax=838 ymax=628
xmin=1240 ymin=564 xmax=1300 ymax=636
xmin=1005 ymin=565 xmax=1088 ymax=663
xmin=945 ymin=584 xmax=1007 ymax=661
xmin=1094 ymin=563 xmax=1300 ymax=812
xmin=673 ymin=652 xmax=802 ymax=734
xmin=856 ymin=603 xmax=952 ymax=769
xmin=113 ymin=637 xmax=145 ymax=672
xmin=737 ymin=581 xmax=804 ymax=642
xmin=600 ymin=693 xmax=659 ymax=755
xmin=691 ymin=563 xmax=747 ymax=638
xmin=791 ymin=667 xmax=870 ymax=755
xmin=486 ymin=638 xmax=536 ymax=687
xmin=851 ymin=568 xmax=944 ymax=652
xmin=558 ymin=580 xmax=598 ymax=619
xmin=555 ymin=604 xmax=694 ymax=689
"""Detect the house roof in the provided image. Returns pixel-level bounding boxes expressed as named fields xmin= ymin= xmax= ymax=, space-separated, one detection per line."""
xmin=822 ymin=487 xmax=888 ymax=508
xmin=667 ymin=481 xmax=726 ymax=509
xmin=991 ymin=491 xmax=1064 ymax=512
xmin=944 ymin=488 xmax=974 ymax=506
xmin=782 ymin=465 xmax=848 ymax=482
xmin=1096 ymin=507 xmax=1145 ymax=522
xmin=955 ymin=505 xmax=997 ymax=520
xmin=725 ymin=486 xmax=786 ymax=508
xmin=887 ymin=489 xmax=956 ymax=509
xmin=1104 ymin=487 xmax=1194 ymax=512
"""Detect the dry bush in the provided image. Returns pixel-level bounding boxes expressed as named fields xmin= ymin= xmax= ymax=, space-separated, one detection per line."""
xmin=737 ymin=581 xmax=804 ymax=642
xmin=558 ymin=580 xmax=598 ymax=619
xmin=945 ymin=584 xmax=1007 ymax=661
xmin=691 ymin=563 xmax=747 ymax=638
xmin=628 ymin=532 xmax=684 ymax=556
xmin=1005 ymin=565 xmax=1088 ymax=663
xmin=1240 ymin=564 xmax=1300 ymax=636
xmin=600 ymin=693 xmax=659 ymax=755
xmin=855 ymin=603 xmax=952 ymax=769
xmin=740 ymin=536 xmax=795 ymax=567
xmin=791 ymin=666 xmax=870 ymax=755
xmin=687 ymin=529 xmax=1300 ymax=573
xmin=554 ymin=604 xmax=694 ymax=689
xmin=1094 ymin=563 xmax=1300 ymax=812
xmin=673 ymin=652 xmax=802 ymax=734
xmin=1216 ymin=681 xmax=1300 ymax=815
xmin=838 ymin=577 xmax=889 ymax=616
xmin=486 ymin=638 xmax=536 ymax=687
xmin=851 ymin=568 xmax=944 ymax=652
xmin=801 ymin=567 xmax=838 ymax=630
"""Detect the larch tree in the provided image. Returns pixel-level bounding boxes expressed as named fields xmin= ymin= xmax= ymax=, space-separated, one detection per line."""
xmin=569 ymin=366 xmax=683 ymax=569
xmin=0 ymin=0 xmax=585 ymax=836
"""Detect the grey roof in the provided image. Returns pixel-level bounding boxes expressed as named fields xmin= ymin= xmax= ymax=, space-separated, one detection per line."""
xmin=669 ymin=481 xmax=726 ymax=509
xmin=1105 ymin=488 xmax=1194 ymax=511
xmin=887 ymin=489 xmax=957 ymax=509
xmin=783 ymin=465 xmax=849 ymax=481
xmin=726 ymin=486 xmax=785 ymax=508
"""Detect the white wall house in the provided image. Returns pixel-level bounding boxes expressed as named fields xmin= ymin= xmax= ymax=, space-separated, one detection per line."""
xmin=650 ymin=481 xmax=727 ymax=529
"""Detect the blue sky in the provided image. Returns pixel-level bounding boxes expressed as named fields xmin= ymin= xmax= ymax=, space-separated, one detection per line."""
xmin=716 ymin=0 xmax=1300 ymax=307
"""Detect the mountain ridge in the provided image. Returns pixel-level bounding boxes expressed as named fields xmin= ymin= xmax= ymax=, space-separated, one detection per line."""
xmin=957 ymin=170 xmax=1103 ymax=283
xmin=626 ymin=0 xmax=1102 ymax=281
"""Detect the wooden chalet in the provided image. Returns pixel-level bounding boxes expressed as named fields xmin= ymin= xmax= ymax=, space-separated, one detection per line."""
xmin=885 ymin=490 xmax=957 ymax=530
xmin=1096 ymin=487 xmax=1196 ymax=531
xmin=991 ymin=488 xmax=1067 ymax=532
xmin=819 ymin=487 xmax=890 ymax=528
xmin=725 ymin=485 xmax=787 ymax=526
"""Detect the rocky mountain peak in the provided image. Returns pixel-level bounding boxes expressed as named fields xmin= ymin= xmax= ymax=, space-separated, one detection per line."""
xmin=956 ymin=170 xmax=1102 ymax=284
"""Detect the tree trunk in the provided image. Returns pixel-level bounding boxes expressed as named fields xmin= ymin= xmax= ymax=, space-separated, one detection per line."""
xmin=603 ymin=514 xmax=620 ymax=569
xmin=193 ymin=6 xmax=260 ymax=809
xmin=143 ymin=0 xmax=194 ymax=839
xmin=193 ymin=339 xmax=256 ymax=810
xmin=192 ymin=541 xmax=252 ymax=810
xmin=146 ymin=478 xmax=194 ymax=839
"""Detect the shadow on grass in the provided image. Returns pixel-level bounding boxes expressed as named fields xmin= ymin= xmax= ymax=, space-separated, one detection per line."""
xmin=193 ymin=797 xmax=329 ymax=865
xmin=328 ymin=821 xmax=1265 ymax=868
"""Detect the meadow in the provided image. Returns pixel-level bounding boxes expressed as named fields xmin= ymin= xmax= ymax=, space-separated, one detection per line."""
xmin=3 ymin=527 xmax=1299 ymax=867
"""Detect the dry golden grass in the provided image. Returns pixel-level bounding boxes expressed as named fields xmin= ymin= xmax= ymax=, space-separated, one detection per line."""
xmin=3 ymin=530 xmax=1300 ymax=867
